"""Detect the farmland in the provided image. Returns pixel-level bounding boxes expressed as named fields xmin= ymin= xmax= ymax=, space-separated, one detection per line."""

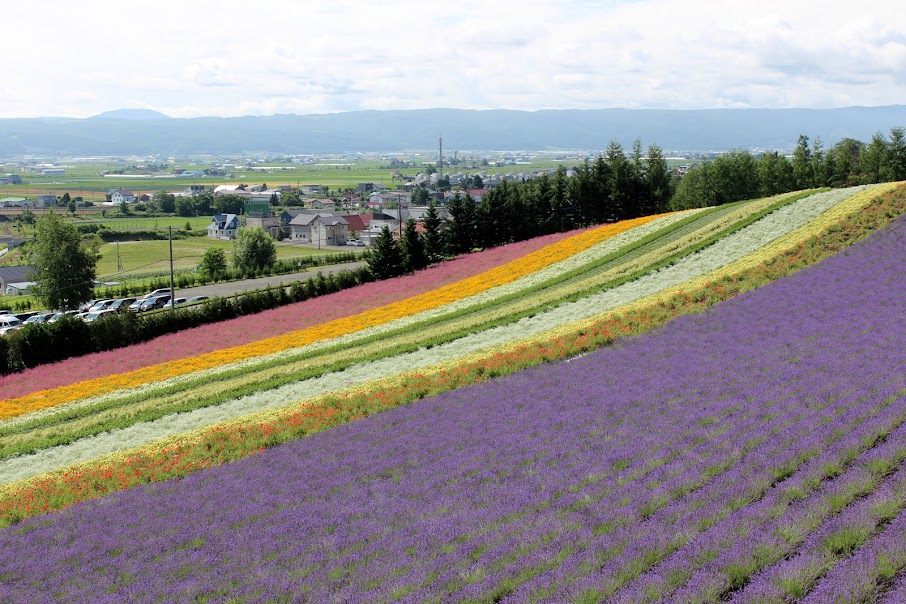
xmin=0 ymin=183 xmax=903 ymax=601
xmin=95 ymin=237 xmax=339 ymax=276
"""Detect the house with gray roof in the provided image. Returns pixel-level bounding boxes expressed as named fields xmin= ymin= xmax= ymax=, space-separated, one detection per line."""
xmin=289 ymin=213 xmax=348 ymax=246
xmin=207 ymin=214 xmax=240 ymax=240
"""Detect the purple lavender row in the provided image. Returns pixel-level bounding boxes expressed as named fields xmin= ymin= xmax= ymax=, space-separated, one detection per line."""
xmin=548 ymin=381 xmax=906 ymax=604
xmin=801 ymin=507 xmax=906 ymax=603
xmin=658 ymin=420 xmax=906 ymax=603
xmin=0 ymin=218 xmax=903 ymax=602
xmin=879 ymin=570 xmax=906 ymax=603
xmin=730 ymin=462 xmax=906 ymax=603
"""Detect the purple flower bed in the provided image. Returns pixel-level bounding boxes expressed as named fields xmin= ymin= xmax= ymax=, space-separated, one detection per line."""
xmin=0 ymin=216 xmax=905 ymax=603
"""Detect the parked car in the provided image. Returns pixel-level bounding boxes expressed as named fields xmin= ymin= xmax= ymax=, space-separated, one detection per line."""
xmin=79 ymin=299 xmax=100 ymax=312
xmin=47 ymin=310 xmax=80 ymax=323
xmin=0 ymin=325 xmax=21 ymax=336
xmin=167 ymin=297 xmax=188 ymax=308
xmin=143 ymin=288 xmax=173 ymax=299
xmin=24 ymin=312 xmax=55 ymax=324
xmin=83 ymin=309 xmax=118 ymax=323
xmin=0 ymin=315 xmax=22 ymax=330
xmin=139 ymin=295 xmax=172 ymax=312
xmin=127 ymin=299 xmax=145 ymax=312
xmin=88 ymin=299 xmax=116 ymax=312
xmin=108 ymin=297 xmax=137 ymax=313
xmin=186 ymin=296 xmax=209 ymax=304
xmin=346 ymin=239 xmax=366 ymax=247
xmin=14 ymin=311 xmax=43 ymax=322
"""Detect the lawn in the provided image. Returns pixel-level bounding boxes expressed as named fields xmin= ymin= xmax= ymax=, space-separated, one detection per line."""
xmin=97 ymin=237 xmax=337 ymax=277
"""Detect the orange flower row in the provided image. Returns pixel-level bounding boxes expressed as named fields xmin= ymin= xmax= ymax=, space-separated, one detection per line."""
xmin=0 ymin=214 xmax=662 ymax=420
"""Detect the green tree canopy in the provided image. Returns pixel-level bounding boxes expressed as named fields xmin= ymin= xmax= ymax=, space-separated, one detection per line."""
xmin=152 ymin=190 xmax=176 ymax=213
xmin=199 ymin=247 xmax=227 ymax=281
xmin=28 ymin=213 xmax=99 ymax=311
xmin=232 ymin=227 xmax=276 ymax=275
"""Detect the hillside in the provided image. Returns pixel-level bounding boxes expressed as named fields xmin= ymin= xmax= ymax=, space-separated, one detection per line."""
xmin=2 ymin=106 xmax=906 ymax=154
xmin=0 ymin=183 xmax=904 ymax=601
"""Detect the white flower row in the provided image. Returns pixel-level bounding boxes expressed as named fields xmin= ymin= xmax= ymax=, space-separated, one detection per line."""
xmin=2 ymin=211 xmax=697 ymax=430
xmin=0 ymin=187 xmax=866 ymax=484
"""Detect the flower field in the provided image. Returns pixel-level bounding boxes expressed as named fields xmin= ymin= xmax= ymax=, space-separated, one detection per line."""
xmin=0 ymin=183 xmax=905 ymax=602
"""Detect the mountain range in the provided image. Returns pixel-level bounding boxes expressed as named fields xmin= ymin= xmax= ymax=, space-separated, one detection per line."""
xmin=1 ymin=106 xmax=905 ymax=156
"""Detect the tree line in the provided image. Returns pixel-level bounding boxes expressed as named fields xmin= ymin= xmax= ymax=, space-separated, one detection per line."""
xmin=671 ymin=128 xmax=906 ymax=209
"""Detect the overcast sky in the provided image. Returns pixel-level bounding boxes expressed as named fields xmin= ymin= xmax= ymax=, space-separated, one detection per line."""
xmin=3 ymin=0 xmax=904 ymax=119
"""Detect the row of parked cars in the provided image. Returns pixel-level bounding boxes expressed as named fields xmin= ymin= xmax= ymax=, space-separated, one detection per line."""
xmin=0 ymin=290 xmax=210 ymax=336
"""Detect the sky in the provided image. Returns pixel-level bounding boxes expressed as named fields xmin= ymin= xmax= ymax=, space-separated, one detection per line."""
xmin=2 ymin=0 xmax=904 ymax=119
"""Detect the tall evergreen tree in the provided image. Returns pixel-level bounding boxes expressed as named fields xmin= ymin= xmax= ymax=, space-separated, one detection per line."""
xmin=422 ymin=202 xmax=445 ymax=263
xmin=644 ymin=144 xmax=673 ymax=214
xmin=792 ymin=134 xmax=814 ymax=189
xmin=445 ymin=194 xmax=476 ymax=254
xmin=860 ymin=131 xmax=891 ymax=184
xmin=401 ymin=218 xmax=427 ymax=272
xmin=366 ymin=226 xmax=405 ymax=279
xmin=888 ymin=127 xmax=906 ymax=181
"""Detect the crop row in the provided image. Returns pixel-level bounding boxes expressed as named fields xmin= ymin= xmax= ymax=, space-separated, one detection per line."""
xmin=0 ymin=184 xmax=902 ymax=529
xmin=0 ymin=190 xmax=845 ymax=481
xmin=0 ymin=225 xmax=590 ymax=400
xmin=0 ymin=194 xmax=903 ymax=601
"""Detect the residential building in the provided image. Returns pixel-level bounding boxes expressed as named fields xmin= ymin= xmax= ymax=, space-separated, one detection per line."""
xmin=288 ymin=213 xmax=348 ymax=246
xmin=207 ymin=214 xmax=240 ymax=239
xmin=110 ymin=189 xmax=136 ymax=204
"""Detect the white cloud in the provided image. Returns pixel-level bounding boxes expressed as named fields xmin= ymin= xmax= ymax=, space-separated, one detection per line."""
xmin=1 ymin=0 xmax=904 ymax=118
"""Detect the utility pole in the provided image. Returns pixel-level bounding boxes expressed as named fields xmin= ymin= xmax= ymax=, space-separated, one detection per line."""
xmin=116 ymin=240 xmax=123 ymax=273
xmin=168 ymin=226 xmax=175 ymax=312
xmin=438 ymin=135 xmax=443 ymax=180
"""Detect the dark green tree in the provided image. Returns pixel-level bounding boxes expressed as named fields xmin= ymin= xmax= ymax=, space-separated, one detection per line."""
xmin=422 ymin=202 xmax=445 ymax=263
xmin=214 ymin=194 xmax=244 ymax=215
xmin=401 ymin=218 xmax=427 ymax=272
xmin=366 ymin=225 xmax=405 ymax=279
xmin=792 ymin=134 xmax=814 ymax=189
xmin=28 ymin=213 xmax=99 ymax=310
xmin=860 ymin=131 xmax=891 ymax=184
xmin=175 ymin=197 xmax=195 ymax=217
xmin=644 ymin=145 xmax=674 ymax=214
xmin=152 ymin=190 xmax=176 ymax=213
xmin=888 ymin=127 xmax=906 ymax=181
xmin=412 ymin=186 xmax=429 ymax=205
xmin=445 ymin=194 xmax=476 ymax=254
xmin=232 ymin=227 xmax=276 ymax=275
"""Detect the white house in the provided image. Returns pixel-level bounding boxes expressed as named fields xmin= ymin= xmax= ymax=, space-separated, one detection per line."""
xmin=110 ymin=189 xmax=136 ymax=204
xmin=207 ymin=214 xmax=240 ymax=239
xmin=289 ymin=214 xmax=348 ymax=246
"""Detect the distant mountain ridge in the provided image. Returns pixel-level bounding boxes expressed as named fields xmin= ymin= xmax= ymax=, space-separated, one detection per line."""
xmin=1 ymin=106 xmax=905 ymax=155
xmin=89 ymin=109 xmax=172 ymax=120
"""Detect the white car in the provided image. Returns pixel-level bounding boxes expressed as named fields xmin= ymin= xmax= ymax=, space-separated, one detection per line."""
xmin=83 ymin=309 xmax=118 ymax=323
xmin=0 ymin=315 xmax=22 ymax=330
xmin=0 ymin=325 xmax=21 ymax=336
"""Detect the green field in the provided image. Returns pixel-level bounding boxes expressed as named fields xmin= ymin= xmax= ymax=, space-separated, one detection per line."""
xmin=0 ymin=156 xmax=691 ymax=201
xmin=74 ymin=215 xmax=212 ymax=232
xmin=96 ymin=237 xmax=337 ymax=277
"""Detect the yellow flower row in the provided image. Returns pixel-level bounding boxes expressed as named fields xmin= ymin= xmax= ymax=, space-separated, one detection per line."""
xmin=533 ymin=183 xmax=895 ymax=344
xmin=0 ymin=214 xmax=663 ymax=420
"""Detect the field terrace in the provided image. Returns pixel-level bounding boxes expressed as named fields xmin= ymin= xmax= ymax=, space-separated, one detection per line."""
xmin=0 ymin=183 xmax=904 ymax=602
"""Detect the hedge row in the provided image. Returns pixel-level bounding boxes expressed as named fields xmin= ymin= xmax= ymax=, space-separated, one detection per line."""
xmin=95 ymin=251 xmax=363 ymax=299
xmin=0 ymin=266 xmax=374 ymax=374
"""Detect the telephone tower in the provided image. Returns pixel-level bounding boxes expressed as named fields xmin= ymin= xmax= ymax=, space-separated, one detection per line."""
xmin=438 ymin=135 xmax=443 ymax=179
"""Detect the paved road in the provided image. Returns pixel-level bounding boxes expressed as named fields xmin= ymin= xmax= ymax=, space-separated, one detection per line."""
xmin=174 ymin=261 xmax=368 ymax=299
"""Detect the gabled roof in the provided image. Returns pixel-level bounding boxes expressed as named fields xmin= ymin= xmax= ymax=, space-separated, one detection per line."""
xmin=342 ymin=214 xmax=367 ymax=231
xmin=209 ymin=213 xmax=239 ymax=229
xmin=0 ymin=266 xmax=34 ymax=284
xmin=289 ymin=213 xmax=348 ymax=227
